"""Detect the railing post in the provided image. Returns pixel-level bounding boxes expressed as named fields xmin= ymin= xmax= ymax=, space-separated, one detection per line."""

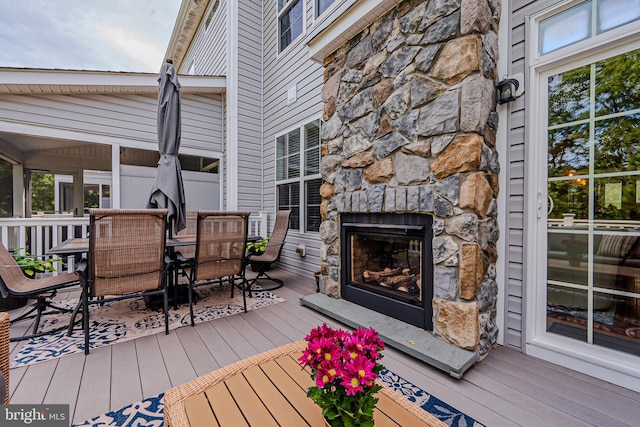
xmin=259 ymin=211 xmax=269 ymax=238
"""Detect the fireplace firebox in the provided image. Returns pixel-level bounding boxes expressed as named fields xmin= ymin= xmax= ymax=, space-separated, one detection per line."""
xmin=340 ymin=213 xmax=433 ymax=330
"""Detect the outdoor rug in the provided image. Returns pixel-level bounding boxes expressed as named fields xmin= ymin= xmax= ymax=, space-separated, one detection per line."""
xmin=12 ymin=284 xmax=284 ymax=368
xmin=72 ymin=369 xmax=484 ymax=427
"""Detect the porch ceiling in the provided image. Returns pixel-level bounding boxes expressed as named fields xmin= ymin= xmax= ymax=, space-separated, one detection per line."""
xmin=0 ymin=133 xmax=85 ymax=153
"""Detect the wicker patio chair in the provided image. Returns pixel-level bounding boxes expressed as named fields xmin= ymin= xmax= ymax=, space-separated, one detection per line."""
xmin=187 ymin=211 xmax=250 ymax=325
xmin=0 ymin=312 xmax=9 ymax=403
xmin=246 ymin=209 xmax=291 ymax=295
xmin=0 ymin=242 xmax=80 ymax=341
xmin=77 ymin=208 xmax=170 ymax=354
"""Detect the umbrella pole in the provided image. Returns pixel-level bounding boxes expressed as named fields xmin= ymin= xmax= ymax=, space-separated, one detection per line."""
xmin=167 ymin=216 xmax=179 ymax=310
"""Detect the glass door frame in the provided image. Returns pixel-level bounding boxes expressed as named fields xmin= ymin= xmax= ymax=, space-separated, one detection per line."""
xmin=526 ymin=21 xmax=640 ymax=390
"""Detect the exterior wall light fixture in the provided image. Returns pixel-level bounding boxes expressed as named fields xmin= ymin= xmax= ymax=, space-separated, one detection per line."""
xmin=496 ymin=78 xmax=520 ymax=104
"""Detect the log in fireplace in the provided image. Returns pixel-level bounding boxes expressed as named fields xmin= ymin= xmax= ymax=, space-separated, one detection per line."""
xmin=340 ymin=213 xmax=434 ymax=330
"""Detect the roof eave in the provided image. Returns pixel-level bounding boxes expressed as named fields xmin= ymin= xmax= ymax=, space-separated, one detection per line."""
xmin=164 ymin=0 xmax=211 ymax=71
xmin=308 ymin=0 xmax=399 ymax=64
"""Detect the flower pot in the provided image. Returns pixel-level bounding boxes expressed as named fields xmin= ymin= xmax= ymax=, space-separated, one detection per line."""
xmin=562 ymin=213 xmax=576 ymax=227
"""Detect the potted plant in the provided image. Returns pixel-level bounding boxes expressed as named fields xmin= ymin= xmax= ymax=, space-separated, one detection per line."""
xmin=298 ymin=323 xmax=385 ymax=427
xmin=561 ymin=238 xmax=588 ymax=266
xmin=246 ymin=238 xmax=268 ymax=256
xmin=12 ymin=248 xmax=61 ymax=278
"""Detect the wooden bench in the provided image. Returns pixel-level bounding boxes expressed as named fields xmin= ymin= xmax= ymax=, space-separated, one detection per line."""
xmin=164 ymin=340 xmax=447 ymax=427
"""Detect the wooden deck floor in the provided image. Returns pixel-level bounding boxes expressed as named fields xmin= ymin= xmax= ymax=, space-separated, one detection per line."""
xmin=6 ymin=267 xmax=640 ymax=426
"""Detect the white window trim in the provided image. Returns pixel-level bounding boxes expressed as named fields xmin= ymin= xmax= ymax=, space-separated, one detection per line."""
xmin=313 ymin=0 xmax=341 ymax=21
xmin=275 ymin=117 xmax=322 ymax=234
xmin=531 ymin=0 xmax=640 ymax=69
xmin=277 ymin=0 xmax=308 ymax=57
xmin=525 ymin=2 xmax=640 ymax=391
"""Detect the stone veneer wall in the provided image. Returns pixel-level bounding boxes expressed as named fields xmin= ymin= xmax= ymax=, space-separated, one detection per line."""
xmin=317 ymin=0 xmax=500 ymax=355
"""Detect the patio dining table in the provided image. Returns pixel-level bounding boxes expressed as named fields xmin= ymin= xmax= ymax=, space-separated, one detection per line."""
xmin=48 ymin=234 xmax=261 ymax=330
xmin=48 ymin=235 xmax=262 ymax=257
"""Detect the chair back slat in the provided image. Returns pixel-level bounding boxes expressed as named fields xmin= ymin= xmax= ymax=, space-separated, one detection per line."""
xmin=89 ymin=209 xmax=168 ymax=297
xmin=261 ymin=210 xmax=292 ymax=261
xmin=193 ymin=211 xmax=250 ymax=283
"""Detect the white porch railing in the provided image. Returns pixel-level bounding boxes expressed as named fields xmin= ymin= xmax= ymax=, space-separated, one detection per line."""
xmin=548 ymin=218 xmax=640 ymax=230
xmin=0 ymin=211 xmax=269 ymax=274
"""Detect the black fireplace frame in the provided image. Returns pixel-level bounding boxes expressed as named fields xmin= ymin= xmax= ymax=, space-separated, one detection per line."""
xmin=340 ymin=213 xmax=434 ymax=330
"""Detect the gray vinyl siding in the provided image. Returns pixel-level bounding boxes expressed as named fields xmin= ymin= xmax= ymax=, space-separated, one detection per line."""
xmin=504 ymin=0 xmax=554 ymax=351
xmin=262 ymin=0 xmax=324 ymax=278
xmin=236 ymin=0 xmax=264 ymax=213
xmin=180 ymin=94 xmax=225 ymax=153
xmin=0 ymin=94 xmax=156 ymax=143
xmin=180 ymin=0 xmax=228 ymax=76
xmin=0 ymin=93 xmax=223 ymax=153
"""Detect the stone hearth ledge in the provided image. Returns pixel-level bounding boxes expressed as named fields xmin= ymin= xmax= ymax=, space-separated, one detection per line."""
xmin=300 ymin=293 xmax=478 ymax=379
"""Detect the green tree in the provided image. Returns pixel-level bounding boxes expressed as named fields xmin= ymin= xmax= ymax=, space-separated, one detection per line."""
xmin=548 ymin=48 xmax=640 ymax=221
xmin=31 ymin=173 xmax=54 ymax=212
xmin=0 ymin=159 xmax=12 ymax=217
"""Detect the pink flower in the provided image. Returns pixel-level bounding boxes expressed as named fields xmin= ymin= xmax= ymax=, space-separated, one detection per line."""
xmin=299 ymin=323 xmax=385 ymax=423
xmin=315 ymin=361 xmax=339 ymax=388
xmin=341 ymin=355 xmax=378 ymax=395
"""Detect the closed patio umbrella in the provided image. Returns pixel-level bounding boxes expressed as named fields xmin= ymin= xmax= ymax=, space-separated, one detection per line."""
xmin=148 ymin=59 xmax=186 ymax=235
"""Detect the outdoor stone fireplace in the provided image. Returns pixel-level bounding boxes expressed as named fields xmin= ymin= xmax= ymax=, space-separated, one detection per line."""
xmin=317 ymin=0 xmax=500 ymax=356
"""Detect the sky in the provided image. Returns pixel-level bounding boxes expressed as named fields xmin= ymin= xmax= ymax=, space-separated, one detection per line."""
xmin=0 ymin=0 xmax=182 ymax=73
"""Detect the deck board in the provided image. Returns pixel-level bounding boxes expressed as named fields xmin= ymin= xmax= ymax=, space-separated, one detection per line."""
xmin=3 ymin=268 xmax=639 ymax=426
xmin=173 ymin=325 xmax=220 ymax=377
xmin=110 ymin=339 xmax=143 ymax=410
xmin=74 ymin=345 xmax=112 ymax=422
xmin=43 ymin=351 xmax=84 ymax=421
xmin=158 ymin=330 xmax=198 ymax=388
xmin=212 ymin=316 xmax=259 ymax=360
xmin=136 ymin=334 xmax=172 ymax=398
xmin=194 ymin=321 xmax=239 ymax=369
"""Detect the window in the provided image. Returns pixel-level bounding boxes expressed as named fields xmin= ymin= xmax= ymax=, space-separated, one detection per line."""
xmin=276 ymin=119 xmax=322 ymax=232
xmin=316 ymin=0 xmax=336 ymax=17
xmin=539 ymin=0 xmax=640 ymax=55
xmin=278 ymin=0 xmax=304 ymax=52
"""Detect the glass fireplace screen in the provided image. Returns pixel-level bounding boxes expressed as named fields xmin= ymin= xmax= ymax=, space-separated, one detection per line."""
xmin=349 ymin=232 xmax=422 ymax=304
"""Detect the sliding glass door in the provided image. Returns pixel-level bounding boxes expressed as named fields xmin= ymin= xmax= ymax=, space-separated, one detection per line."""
xmin=545 ymin=48 xmax=640 ymax=357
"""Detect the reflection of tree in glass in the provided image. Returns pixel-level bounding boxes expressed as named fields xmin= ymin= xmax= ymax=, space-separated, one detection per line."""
xmin=548 ymin=180 xmax=588 ymax=219
xmin=594 ymin=178 xmax=638 ymax=221
xmin=593 ymin=50 xmax=640 ymax=175
xmin=548 ymin=49 xmax=640 ymax=222
xmin=595 ymin=49 xmax=640 ymax=115
xmin=594 ymin=114 xmax=640 ymax=174
xmin=548 ymin=124 xmax=589 ymax=177
xmin=548 ymin=66 xmax=590 ymax=126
